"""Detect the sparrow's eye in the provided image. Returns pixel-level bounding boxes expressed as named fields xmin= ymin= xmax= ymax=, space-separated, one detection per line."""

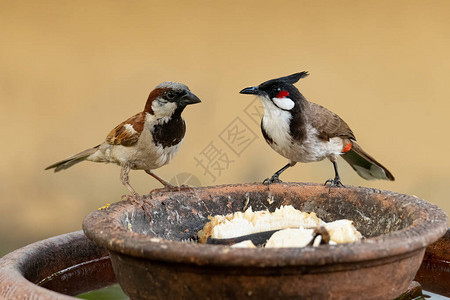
xmin=166 ymin=91 xmax=176 ymax=100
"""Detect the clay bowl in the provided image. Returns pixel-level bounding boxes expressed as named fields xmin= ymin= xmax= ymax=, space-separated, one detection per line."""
xmin=82 ymin=183 xmax=448 ymax=300
xmin=0 ymin=231 xmax=116 ymax=299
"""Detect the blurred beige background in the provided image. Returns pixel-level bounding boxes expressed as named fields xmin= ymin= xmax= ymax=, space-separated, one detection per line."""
xmin=1 ymin=0 xmax=449 ymax=256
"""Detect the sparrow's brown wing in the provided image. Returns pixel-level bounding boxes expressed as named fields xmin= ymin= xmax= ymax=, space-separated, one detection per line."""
xmin=306 ymin=102 xmax=355 ymax=141
xmin=105 ymin=112 xmax=146 ymax=146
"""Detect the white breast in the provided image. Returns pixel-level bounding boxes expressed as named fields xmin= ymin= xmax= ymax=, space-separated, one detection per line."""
xmin=261 ymin=97 xmax=293 ymax=151
xmin=260 ymin=96 xmax=344 ymax=163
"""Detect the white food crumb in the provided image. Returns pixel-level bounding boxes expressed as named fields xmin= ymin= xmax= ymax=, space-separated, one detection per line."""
xmin=231 ymin=240 xmax=257 ymax=248
xmin=266 ymin=228 xmax=315 ymax=248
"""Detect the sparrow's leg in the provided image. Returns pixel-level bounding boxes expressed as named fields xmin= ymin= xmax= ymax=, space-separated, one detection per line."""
xmin=120 ymin=165 xmax=142 ymax=205
xmin=324 ymin=159 xmax=345 ymax=192
xmin=145 ymin=170 xmax=193 ymax=194
xmin=263 ymin=161 xmax=296 ymax=188
xmin=145 ymin=170 xmax=175 ymax=187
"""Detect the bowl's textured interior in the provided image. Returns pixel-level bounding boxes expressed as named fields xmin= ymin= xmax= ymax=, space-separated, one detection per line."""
xmin=130 ymin=184 xmax=409 ymax=241
xmin=0 ymin=231 xmax=116 ymax=300
xmin=83 ymin=183 xmax=448 ymax=300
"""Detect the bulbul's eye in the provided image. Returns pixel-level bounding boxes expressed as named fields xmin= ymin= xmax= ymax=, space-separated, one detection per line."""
xmin=272 ymin=87 xmax=281 ymax=94
xmin=166 ymin=91 xmax=176 ymax=99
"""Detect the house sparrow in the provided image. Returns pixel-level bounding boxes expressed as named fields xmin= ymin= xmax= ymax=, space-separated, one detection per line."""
xmin=46 ymin=82 xmax=201 ymax=202
xmin=240 ymin=72 xmax=394 ymax=188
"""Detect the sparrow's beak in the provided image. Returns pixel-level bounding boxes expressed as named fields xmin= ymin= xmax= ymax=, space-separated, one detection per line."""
xmin=180 ymin=92 xmax=202 ymax=106
xmin=239 ymin=86 xmax=260 ymax=95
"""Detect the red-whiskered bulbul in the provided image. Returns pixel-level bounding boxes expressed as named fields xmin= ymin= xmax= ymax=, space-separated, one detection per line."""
xmin=240 ymin=72 xmax=394 ymax=188
xmin=46 ymin=82 xmax=201 ymax=203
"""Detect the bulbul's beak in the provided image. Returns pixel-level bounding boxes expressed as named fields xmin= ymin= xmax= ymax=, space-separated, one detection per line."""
xmin=239 ymin=86 xmax=260 ymax=95
xmin=180 ymin=92 xmax=202 ymax=106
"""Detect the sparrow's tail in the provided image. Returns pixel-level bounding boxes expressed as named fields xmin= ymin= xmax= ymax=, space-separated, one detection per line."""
xmin=341 ymin=142 xmax=395 ymax=181
xmin=45 ymin=146 xmax=99 ymax=172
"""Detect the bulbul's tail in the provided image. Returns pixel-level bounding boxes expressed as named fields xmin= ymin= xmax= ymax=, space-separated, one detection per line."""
xmin=341 ymin=142 xmax=394 ymax=181
xmin=45 ymin=146 xmax=99 ymax=172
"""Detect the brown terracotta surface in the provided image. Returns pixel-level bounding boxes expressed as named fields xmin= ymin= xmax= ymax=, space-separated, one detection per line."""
xmin=414 ymin=228 xmax=450 ymax=297
xmin=82 ymin=183 xmax=448 ymax=300
xmin=0 ymin=230 xmax=116 ymax=299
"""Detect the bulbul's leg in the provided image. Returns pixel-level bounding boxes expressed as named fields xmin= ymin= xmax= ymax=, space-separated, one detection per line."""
xmin=324 ymin=157 xmax=344 ymax=191
xmin=263 ymin=161 xmax=296 ymax=186
xmin=120 ymin=165 xmax=142 ymax=205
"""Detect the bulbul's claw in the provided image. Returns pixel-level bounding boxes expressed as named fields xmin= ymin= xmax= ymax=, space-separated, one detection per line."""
xmin=324 ymin=177 xmax=345 ymax=193
xmin=262 ymin=175 xmax=283 ymax=190
xmin=263 ymin=176 xmax=283 ymax=184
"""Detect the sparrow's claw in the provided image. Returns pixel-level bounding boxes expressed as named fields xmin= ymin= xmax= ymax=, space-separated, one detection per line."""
xmin=178 ymin=184 xmax=194 ymax=191
xmin=149 ymin=184 xmax=192 ymax=194
xmin=122 ymin=193 xmax=154 ymax=220
xmin=121 ymin=193 xmax=143 ymax=206
xmin=324 ymin=177 xmax=345 ymax=193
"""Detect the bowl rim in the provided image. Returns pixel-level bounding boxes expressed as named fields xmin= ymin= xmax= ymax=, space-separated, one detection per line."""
xmin=0 ymin=231 xmax=107 ymax=299
xmin=82 ymin=182 xmax=448 ymax=268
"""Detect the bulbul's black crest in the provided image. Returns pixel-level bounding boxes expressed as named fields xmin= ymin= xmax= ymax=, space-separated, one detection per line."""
xmin=271 ymin=71 xmax=309 ymax=85
xmin=258 ymin=71 xmax=309 ymax=89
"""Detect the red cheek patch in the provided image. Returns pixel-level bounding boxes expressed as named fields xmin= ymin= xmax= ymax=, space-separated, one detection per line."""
xmin=276 ymin=90 xmax=289 ymax=98
xmin=343 ymin=143 xmax=352 ymax=153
